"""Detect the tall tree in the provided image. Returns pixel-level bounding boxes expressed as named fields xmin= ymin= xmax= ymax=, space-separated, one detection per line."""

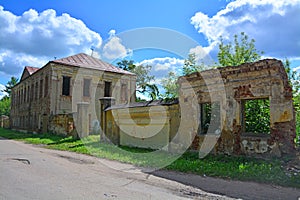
xmin=217 ymin=32 xmax=269 ymax=134
xmin=1 ymin=76 xmax=18 ymax=98
xmin=218 ymin=32 xmax=264 ymax=66
xmin=182 ymin=53 xmax=206 ymax=75
xmin=0 ymin=77 xmax=18 ymax=116
xmin=0 ymin=97 xmax=10 ymax=116
xmin=161 ymin=71 xmax=179 ymax=99
xmin=116 ymin=60 xmax=135 ymax=71
xmin=162 ymin=53 xmax=209 ymax=99
xmin=117 ymin=60 xmax=159 ymax=100
xmin=283 ymin=59 xmax=300 ymax=145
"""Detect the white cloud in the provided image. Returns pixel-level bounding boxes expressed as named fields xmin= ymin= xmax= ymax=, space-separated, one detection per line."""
xmin=191 ymin=0 xmax=300 ymax=59
xmin=137 ymin=57 xmax=184 ymax=72
xmin=0 ymin=84 xmax=7 ymax=99
xmin=0 ymin=6 xmax=102 ymax=78
xmin=0 ymin=50 xmax=47 ymax=76
xmin=293 ymin=66 xmax=300 ymax=72
xmin=102 ymin=29 xmax=132 ymax=60
xmin=189 ymin=46 xmax=215 ymax=66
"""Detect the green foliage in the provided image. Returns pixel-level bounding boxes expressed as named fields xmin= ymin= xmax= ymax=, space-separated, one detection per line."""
xmin=166 ymin=152 xmax=300 ymax=188
xmin=161 ymin=71 xmax=179 ymax=99
xmin=162 ymin=53 xmax=209 ymax=99
xmin=182 ymin=53 xmax=206 ymax=75
xmin=1 ymin=76 xmax=18 ymax=97
xmin=117 ymin=59 xmax=159 ymax=100
xmin=218 ymin=32 xmax=264 ymax=67
xmin=116 ymin=60 xmax=135 ymax=71
xmin=283 ymin=59 xmax=300 ymax=145
xmin=199 ymin=102 xmax=221 ymax=134
xmin=284 ymin=59 xmax=300 ymax=95
xmin=0 ymin=97 xmax=11 ymax=116
xmin=0 ymin=77 xmax=18 ymax=116
xmin=217 ymin=33 xmax=271 ymax=135
xmin=244 ymin=99 xmax=270 ymax=134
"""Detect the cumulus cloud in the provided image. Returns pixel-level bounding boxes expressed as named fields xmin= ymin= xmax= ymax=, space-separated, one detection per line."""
xmin=0 ymin=84 xmax=7 ymax=99
xmin=0 ymin=50 xmax=47 ymax=77
xmin=189 ymin=46 xmax=215 ymax=66
xmin=293 ymin=66 xmax=300 ymax=72
xmin=0 ymin=6 xmax=102 ymax=78
xmin=137 ymin=57 xmax=184 ymax=72
xmin=191 ymin=0 xmax=300 ymax=59
xmin=102 ymin=29 xmax=132 ymax=60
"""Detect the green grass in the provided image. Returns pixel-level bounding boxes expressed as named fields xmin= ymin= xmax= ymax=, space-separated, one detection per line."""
xmin=0 ymin=128 xmax=299 ymax=188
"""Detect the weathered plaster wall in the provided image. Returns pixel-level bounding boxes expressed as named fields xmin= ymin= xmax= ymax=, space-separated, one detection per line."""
xmin=49 ymin=114 xmax=75 ymax=136
xmin=11 ymin=62 xmax=135 ymax=136
xmin=50 ymin=63 xmax=136 ymax=135
xmin=0 ymin=115 xmax=10 ymax=129
xmin=11 ymin=65 xmax=52 ymax=133
xmin=103 ymin=102 xmax=180 ymax=150
xmin=180 ymin=59 xmax=296 ymax=157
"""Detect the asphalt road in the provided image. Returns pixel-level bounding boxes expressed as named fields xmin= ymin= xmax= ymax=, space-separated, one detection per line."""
xmin=0 ymin=138 xmax=233 ymax=200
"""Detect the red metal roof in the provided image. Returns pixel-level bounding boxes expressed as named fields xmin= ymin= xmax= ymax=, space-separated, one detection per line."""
xmin=25 ymin=66 xmax=40 ymax=75
xmin=51 ymin=53 xmax=135 ymax=75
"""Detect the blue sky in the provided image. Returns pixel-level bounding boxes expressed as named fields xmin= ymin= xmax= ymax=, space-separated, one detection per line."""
xmin=0 ymin=0 xmax=300 ymax=98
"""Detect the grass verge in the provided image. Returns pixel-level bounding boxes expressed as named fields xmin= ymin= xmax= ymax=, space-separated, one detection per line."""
xmin=0 ymin=128 xmax=299 ymax=188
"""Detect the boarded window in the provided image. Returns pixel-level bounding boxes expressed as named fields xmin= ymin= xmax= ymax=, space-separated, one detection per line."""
xmin=83 ymin=79 xmax=91 ymax=97
xmin=199 ymin=102 xmax=221 ymax=135
xmin=104 ymin=81 xmax=111 ymax=97
xmin=62 ymin=76 xmax=71 ymax=96
xmin=121 ymin=83 xmax=128 ymax=101
xmin=242 ymin=98 xmax=270 ymax=134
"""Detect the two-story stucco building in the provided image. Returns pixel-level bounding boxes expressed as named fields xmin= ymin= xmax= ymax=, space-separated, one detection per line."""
xmin=10 ymin=53 xmax=136 ymax=135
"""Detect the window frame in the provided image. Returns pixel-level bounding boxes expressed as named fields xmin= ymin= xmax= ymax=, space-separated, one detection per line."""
xmin=83 ymin=78 xmax=91 ymax=97
xmin=241 ymin=98 xmax=270 ymax=135
xmin=198 ymin=101 xmax=221 ymax=135
xmin=104 ymin=81 xmax=111 ymax=97
xmin=62 ymin=76 xmax=71 ymax=96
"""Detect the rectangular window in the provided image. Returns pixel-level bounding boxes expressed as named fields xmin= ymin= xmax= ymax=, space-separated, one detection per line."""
xmin=27 ymin=86 xmax=30 ymax=102
xmin=44 ymin=76 xmax=48 ymax=97
xmin=35 ymin=82 xmax=38 ymax=101
xmin=62 ymin=76 xmax=71 ymax=96
xmin=242 ymin=98 xmax=270 ymax=134
xmin=199 ymin=102 xmax=221 ymax=135
xmin=31 ymin=84 xmax=34 ymax=101
xmin=104 ymin=81 xmax=111 ymax=97
xmin=22 ymin=88 xmax=25 ymax=103
xmin=83 ymin=79 xmax=91 ymax=97
xmin=121 ymin=84 xmax=128 ymax=101
xmin=25 ymin=87 xmax=27 ymax=103
xmin=40 ymin=79 xmax=43 ymax=98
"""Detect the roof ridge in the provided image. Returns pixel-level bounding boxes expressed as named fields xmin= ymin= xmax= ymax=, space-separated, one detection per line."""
xmin=52 ymin=53 xmax=135 ymax=75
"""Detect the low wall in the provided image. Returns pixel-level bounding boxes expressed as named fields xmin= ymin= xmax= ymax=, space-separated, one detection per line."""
xmin=49 ymin=114 xmax=76 ymax=137
xmin=0 ymin=115 xmax=10 ymax=129
xmin=104 ymin=101 xmax=179 ymax=149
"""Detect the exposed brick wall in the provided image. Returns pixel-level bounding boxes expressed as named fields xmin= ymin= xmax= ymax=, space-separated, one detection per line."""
xmin=180 ymin=59 xmax=296 ymax=157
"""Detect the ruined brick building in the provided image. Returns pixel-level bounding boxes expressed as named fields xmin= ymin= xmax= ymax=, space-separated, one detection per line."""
xmin=10 ymin=53 xmax=136 ymax=135
xmin=102 ymin=59 xmax=296 ymax=157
